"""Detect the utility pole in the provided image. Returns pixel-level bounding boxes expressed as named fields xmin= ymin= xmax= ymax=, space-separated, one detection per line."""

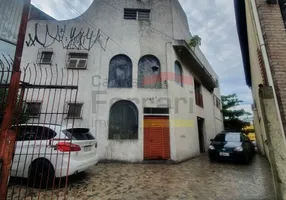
xmin=0 ymin=0 xmax=31 ymax=198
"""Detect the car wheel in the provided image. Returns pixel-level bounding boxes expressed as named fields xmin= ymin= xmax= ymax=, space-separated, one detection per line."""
xmin=28 ymin=159 xmax=55 ymax=188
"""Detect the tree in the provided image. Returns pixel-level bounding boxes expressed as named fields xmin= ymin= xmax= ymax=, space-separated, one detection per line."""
xmin=0 ymin=89 xmax=29 ymax=125
xmin=221 ymin=93 xmax=252 ymax=131
xmin=189 ymin=35 xmax=202 ymax=48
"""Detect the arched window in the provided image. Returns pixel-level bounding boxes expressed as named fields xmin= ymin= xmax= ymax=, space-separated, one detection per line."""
xmin=108 ymin=54 xmax=132 ymax=88
xmin=174 ymin=61 xmax=183 ymax=87
xmin=108 ymin=100 xmax=138 ymax=139
xmin=138 ymin=55 xmax=161 ymax=88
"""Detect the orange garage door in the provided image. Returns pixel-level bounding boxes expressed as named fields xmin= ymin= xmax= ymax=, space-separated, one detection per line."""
xmin=144 ymin=116 xmax=170 ymax=160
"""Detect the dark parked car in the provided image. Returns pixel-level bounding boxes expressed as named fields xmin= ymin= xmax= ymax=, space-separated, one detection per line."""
xmin=208 ymin=132 xmax=255 ymax=164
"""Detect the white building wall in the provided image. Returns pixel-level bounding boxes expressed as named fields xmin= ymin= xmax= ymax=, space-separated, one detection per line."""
xmin=20 ymin=0 xmax=223 ymax=162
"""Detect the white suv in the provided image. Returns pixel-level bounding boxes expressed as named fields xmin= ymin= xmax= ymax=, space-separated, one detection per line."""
xmin=10 ymin=124 xmax=98 ymax=188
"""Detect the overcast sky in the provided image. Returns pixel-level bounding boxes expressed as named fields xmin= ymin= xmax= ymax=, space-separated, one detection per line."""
xmin=31 ymin=0 xmax=253 ymax=119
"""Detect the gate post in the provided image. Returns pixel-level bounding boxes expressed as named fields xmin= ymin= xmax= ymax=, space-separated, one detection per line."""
xmin=0 ymin=0 xmax=30 ymax=198
xmin=259 ymin=86 xmax=286 ymax=200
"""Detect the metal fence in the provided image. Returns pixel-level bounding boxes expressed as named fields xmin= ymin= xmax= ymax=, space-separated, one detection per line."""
xmin=0 ymin=56 xmax=81 ymax=199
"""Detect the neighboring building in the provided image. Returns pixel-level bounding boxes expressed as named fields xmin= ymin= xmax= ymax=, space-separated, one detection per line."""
xmin=0 ymin=0 xmax=54 ymax=65
xmin=20 ymin=0 xmax=223 ymax=162
xmin=234 ymin=0 xmax=286 ymax=157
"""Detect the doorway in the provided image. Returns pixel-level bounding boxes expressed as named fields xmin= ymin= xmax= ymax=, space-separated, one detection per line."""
xmin=197 ymin=117 xmax=205 ymax=153
xmin=144 ymin=116 xmax=170 ymax=160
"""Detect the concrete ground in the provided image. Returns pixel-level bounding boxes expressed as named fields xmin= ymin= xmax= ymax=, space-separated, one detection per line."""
xmin=8 ymin=154 xmax=275 ymax=200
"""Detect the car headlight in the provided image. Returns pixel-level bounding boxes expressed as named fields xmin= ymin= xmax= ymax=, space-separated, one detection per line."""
xmin=209 ymin=145 xmax=215 ymax=150
xmin=234 ymin=147 xmax=243 ymax=152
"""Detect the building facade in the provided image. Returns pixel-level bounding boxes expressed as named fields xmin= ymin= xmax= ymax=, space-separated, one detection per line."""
xmin=235 ymin=0 xmax=286 ymax=157
xmin=20 ymin=0 xmax=223 ymax=162
xmin=0 ymin=0 xmax=54 ymax=58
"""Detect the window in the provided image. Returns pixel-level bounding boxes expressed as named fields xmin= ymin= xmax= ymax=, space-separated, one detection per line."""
xmin=16 ymin=126 xmax=57 ymax=141
xmin=138 ymin=55 xmax=161 ymax=88
xmin=194 ymin=80 xmax=203 ymax=107
xmin=109 ymin=100 xmax=138 ymax=139
xmin=144 ymin=108 xmax=169 ymax=114
xmin=216 ymin=98 xmax=221 ymax=109
xmin=40 ymin=51 xmax=53 ymax=64
xmin=124 ymin=9 xmax=150 ymax=21
xmin=214 ymin=95 xmax=221 ymax=109
xmin=67 ymin=103 xmax=83 ymax=118
xmin=62 ymin=128 xmax=95 ymax=140
xmin=108 ymin=54 xmax=132 ymax=88
xmin=26 ymin=102 xmax=41 ymax=118
xmin=174 ymin=61 xmax=183 ymax=87
xmin=67 ymin=53 xmax=88 ymax=69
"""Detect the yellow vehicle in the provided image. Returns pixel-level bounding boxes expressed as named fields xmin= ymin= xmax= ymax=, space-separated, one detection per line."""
xmin=242 ymin=125 xmax=256 ymax=141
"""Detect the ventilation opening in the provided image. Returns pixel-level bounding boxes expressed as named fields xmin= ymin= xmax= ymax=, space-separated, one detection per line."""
xmin=124 ymin=8 xmax=150 ymax=21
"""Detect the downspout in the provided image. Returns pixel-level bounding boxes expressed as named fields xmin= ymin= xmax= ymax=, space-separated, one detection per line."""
xmin=165 ymin=40 xmax=173 ymax=159
xmin=250 ymin=0 xmax=286 ymax=137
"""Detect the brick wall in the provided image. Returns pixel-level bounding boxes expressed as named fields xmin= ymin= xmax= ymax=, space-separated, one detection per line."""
xmin=255 ymin=0 xmax=286 ymax=133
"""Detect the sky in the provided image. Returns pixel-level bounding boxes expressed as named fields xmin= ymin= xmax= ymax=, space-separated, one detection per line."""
xmin=31 ymin=0 xmax=253 ymax=120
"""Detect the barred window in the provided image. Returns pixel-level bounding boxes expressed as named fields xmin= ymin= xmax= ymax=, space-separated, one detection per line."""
xmin=37 ymin=51 xmax=53 ymax=65
xmin=108 ymin=54 xmax=132 ymax=88
xmin=40 ymin=52 xmax=53 ymax=64
xmin=138 ymin=55 xmax=161 ymax=88
xmin=175 ymin=61 xmax=183 ymax=87
xmin=109 ymin=100 xmax=138 ymax=140
xmin=26 ymin=102 xmax=41 ymax=118
xmin=67 ymin=103 xmax=83 ymax=118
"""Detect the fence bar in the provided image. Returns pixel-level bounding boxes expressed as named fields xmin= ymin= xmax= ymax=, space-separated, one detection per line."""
xmin=0 ymin=0 xmax=31 ymax=198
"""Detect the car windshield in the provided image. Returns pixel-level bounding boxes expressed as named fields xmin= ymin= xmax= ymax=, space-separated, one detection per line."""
xmin=214 ymin=133 xmax=241 ymax=142
xmin=225 ymin=134 xmax=241 ymax=142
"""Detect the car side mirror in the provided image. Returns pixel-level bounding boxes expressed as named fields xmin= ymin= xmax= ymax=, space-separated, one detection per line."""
xmin=210 ymin=139 xmax=214 ymax=142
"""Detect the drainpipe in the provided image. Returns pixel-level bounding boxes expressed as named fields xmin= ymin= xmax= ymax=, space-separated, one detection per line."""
xmin=250 ymin=0 xmax=286 ymax=138
xmin=165 ymin=41 xmax=173 ymax=159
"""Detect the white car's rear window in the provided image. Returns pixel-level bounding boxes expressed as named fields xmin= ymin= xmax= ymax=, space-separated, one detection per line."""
xmin=63 ymin=128 xmax=95 ymax=140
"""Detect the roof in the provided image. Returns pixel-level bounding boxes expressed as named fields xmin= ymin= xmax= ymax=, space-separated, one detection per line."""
xmin=233 ymin=0 xmax=252 ymax=87
xmin=29 ymin=5 xmax=55 ymax=21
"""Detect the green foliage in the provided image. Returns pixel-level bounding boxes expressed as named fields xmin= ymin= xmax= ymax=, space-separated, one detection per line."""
xmin=221 ymin=93 xmax=252 ymax=131
xmin=189 ymin=35 xmax=202 ymax=48
xmin=0 ymin=89 xmax=29 ymax=125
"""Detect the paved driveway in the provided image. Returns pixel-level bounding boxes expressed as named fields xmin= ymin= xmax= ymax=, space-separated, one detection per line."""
xmin=8 ymin=154 xmax=275 ymax=200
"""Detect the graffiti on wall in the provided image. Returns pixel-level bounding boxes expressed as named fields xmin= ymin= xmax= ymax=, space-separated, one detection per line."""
xmin=25 ymin=23 xmax=110 ymax=51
